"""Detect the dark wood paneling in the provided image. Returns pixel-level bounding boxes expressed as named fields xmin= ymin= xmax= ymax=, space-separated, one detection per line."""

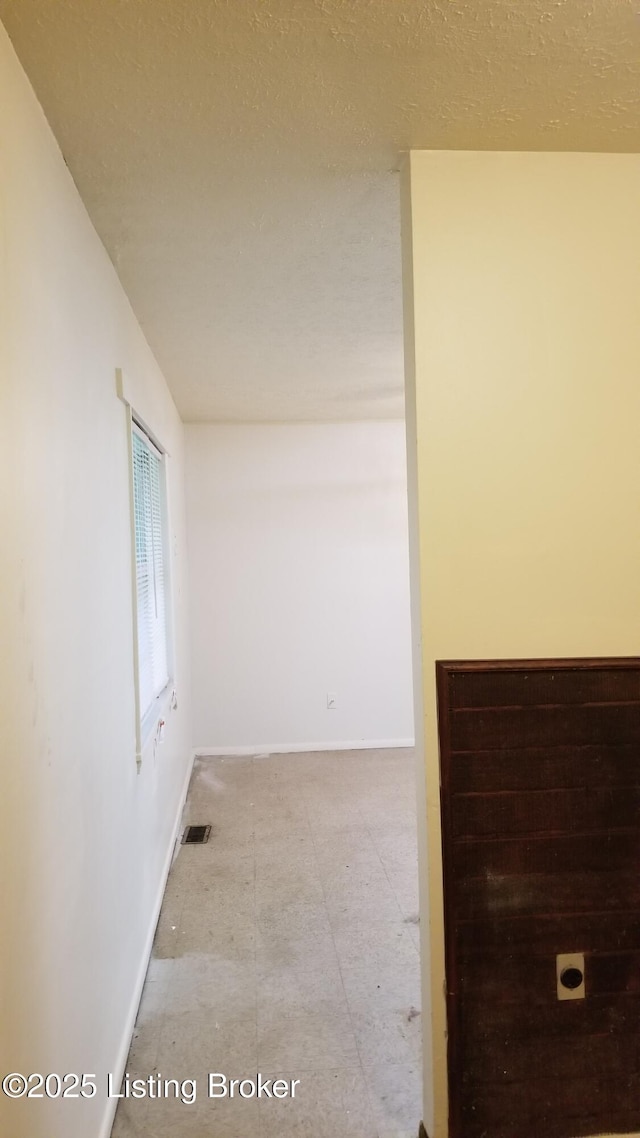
xmin=457 ymin=870 xmax=640 ymax=920
xmin=461 ymin=992 xmax=640 ymax=1036
xmin=449 ymin=666 xmax=640 ymax=709
xmin=450 ymin=704 xmax=640 ymax=752
xmin=452 ymin=830 xmax=640 ymax=879
xmin=457 ymin=911 xmax=640 ymax=954
xmin=449 ymin=744 xmax=640 ymax=794
xmin=437 ymin=658 xmax=640 ymax=1138
xmin=458 ymin=953 xmax=640 ymax=1001
xmin=452 ymin=786 xmax=640 ymax=838
xmin=462 ymin=1031 xmax=640 ymax=1082
xmin=461 ymin=1083 xmax=640 ymax=1138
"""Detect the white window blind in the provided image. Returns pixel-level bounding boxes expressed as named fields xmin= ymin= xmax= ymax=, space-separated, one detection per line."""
xmin=132 ymin=425 xmax=169 ymax=723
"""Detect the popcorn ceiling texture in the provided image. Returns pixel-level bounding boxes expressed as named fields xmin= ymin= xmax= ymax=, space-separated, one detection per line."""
xmin=2 ymin=0 xmax=638 ymax=420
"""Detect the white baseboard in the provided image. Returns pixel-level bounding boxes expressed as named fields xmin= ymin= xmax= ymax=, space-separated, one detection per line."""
xmin=98 ymin=750 xmax=195 ymax=1138
xmin=193 ymin=738 xmax=415 ymax=757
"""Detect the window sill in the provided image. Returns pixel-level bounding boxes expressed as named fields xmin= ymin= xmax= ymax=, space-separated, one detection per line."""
xmin=137 ymin=681 xmax=175 ymax=764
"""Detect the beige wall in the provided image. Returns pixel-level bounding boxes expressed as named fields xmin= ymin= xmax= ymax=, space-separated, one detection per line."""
xmin=402 ymin=150 xmax=640 ymax=1137
xmin=0 ymin=23 xmax=192 ymax=1138
xmin=185 ymin=421 xmax=414 ymax=752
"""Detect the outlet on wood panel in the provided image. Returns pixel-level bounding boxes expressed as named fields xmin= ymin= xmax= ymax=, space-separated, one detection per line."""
xmin=436 ymin=656 xmax=640 ymax=1138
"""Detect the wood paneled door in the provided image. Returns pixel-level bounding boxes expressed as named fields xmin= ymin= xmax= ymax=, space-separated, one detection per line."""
xmin=436 ymin=658 xmax=640 ymax=1138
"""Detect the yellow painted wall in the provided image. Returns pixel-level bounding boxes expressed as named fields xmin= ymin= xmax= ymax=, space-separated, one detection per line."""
xmin=402 ymin=150 xmax=640 ymax=1137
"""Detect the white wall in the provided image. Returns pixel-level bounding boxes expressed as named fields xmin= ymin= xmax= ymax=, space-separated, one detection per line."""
xmin=402 ymin=150 xmax=640 ymax=1138
xmin=186 ymin=422 xmax=414 ymax=751
xmin=0 ymin=24 xmax=192 ymax=1138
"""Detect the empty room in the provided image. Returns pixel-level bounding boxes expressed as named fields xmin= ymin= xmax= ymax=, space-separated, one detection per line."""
xmin=2 ymin=5 xmax=640 ymax=1138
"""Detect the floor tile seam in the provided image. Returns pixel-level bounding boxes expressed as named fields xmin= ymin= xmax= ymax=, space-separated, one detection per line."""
xmin=166 ymin=854 xmax=189 ymax=943
xmin=144 ymin=878 xmax=186 ymax=1066
xmin=300 ymin=778 xmax=383 ymax=1138
xmin=320 ymin=867 xmax=408 ymax=900
xmin=257 ymin=1063 xmax=385 ymax=1138
xmin=129 ymin=1023 xmax=164 ymax=1079
xmin=249 ymin=758 xmax=260 ymax=1087
xmin=360 ymin=1060 xmax=421 ymax=1073
xmin=255 ymin=1056 xmax=362 ymax=1075
xmin=208 ymin=757 xmax=260 ymax=1064
xmin=326 ymin=919 xmax=421 ymax=946
xmin=305 ymin=805 xmax=371 ymax=838
xmin=361 ymin=816 xmax=411 ymax=928
xmin=254 ymin=1059 xmax=381 ymax=1076
xmin=255 ymin=1063 xmax=367 ymax=1079
xmin=254 ymin=1064 xmax=384 ymax=1135
xmin=309 ymin=832 xmax=389 ymax=888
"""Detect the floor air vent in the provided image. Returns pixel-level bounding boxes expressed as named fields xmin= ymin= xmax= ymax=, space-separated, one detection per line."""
xmin=182 ymin=825 xmax=211 ymax=845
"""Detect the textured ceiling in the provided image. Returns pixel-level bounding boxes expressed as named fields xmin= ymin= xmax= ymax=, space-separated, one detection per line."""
xmin=1 ymin=0 xmax=639 ymax=421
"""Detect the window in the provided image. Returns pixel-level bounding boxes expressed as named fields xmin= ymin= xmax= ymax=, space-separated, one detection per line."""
xmin=132 ymin=422 xmax=170 ymax=732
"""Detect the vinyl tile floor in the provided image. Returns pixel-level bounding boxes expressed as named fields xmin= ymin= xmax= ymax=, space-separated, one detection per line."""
xmin=111 ymin=748 xmax=422 ymax=1138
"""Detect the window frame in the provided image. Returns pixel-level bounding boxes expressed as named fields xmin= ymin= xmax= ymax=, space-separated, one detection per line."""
xmin=129 ymin=414 xmax=174 ymax=759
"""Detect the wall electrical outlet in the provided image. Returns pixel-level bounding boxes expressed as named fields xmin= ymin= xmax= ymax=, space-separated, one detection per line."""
xmin=327 ymin=692 xmax=337 ymax=709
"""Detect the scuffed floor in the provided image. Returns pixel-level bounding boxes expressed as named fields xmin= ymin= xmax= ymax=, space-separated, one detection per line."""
xmin=111 ymin=748 xmax=421 ymax=1137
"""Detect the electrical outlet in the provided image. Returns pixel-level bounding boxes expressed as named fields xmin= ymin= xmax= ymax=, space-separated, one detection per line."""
xmin=327 ymin=692 xmax=337 ymax=710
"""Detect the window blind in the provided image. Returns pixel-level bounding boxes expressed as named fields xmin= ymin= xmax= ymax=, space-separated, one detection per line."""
xmin=132 ymin=426 xmax=169 ymax=722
